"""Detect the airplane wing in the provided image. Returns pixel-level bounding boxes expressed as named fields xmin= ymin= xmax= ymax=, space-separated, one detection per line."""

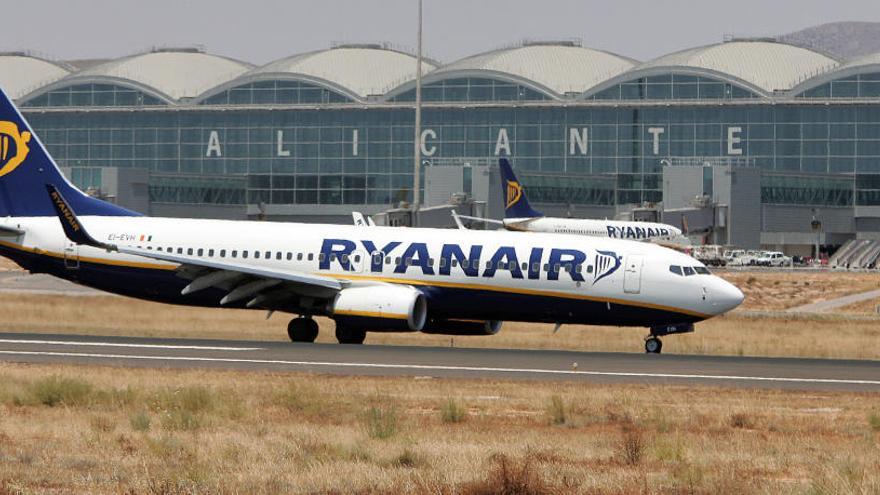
xmin=47 ymin=184 xmax=354 ymax=313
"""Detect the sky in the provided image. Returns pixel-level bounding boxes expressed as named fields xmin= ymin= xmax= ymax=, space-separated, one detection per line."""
xmin=3 ymin=0 xmax=880 ymax=65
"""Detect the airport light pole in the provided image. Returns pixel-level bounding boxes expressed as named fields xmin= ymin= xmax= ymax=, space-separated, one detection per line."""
xmin=412 ymin=0 xmax=423 ymax=226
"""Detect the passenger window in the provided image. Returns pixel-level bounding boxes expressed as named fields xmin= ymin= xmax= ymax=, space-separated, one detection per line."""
xmin=428 ymin=258 xmax=434 ymax=266
xmin=329 ymin=254 xmax=336 ymax=261
xmin=197 ymin=248 xmax=204 ymax=256
xmin=243 ymin=251 xmax=249 ymax=259
xmin=255 ymin=251 xmax=261 ymax=259
xmin=439 ymin=258 xmax=447 ymax=268
xmin=532 ymin=262 xmax=539 ymax=272
xmin=187 ymin=248 xmax=193 ymax=255
xmin=385 ymin=256 xmax=392 ymax=264
xmin=354 ymin=254 xmax=361 ymax=263
xmin=231 ymin=250 xmax=238 ymax=258
xmin=575 ymin=264 xmax=582 ymax=274
xmin=553 ymin=264 xmax=560 ymax=273
xmin=522 ymin=262 xmax=528 ymax=271
xmin=265 ymin=251 xmax=271 ymax=259
xmin=669 ymin=265 xmax=682 ymax=276
xmin=373 ymin=254 xmax=382 ymax=265
xmin=405 ymin=258 xmax=413 ymax=266
xmin=543 ymin=263 xmax=549 ymax=271
xmin=683 ymin=266 xmax=695 ymax=276
xmin=147 ymin=246 xmax=153 ymax=250
xmin=341 ymin=254 xmax=349 ymax=263
xmin=220 ymin=249 xmax=226 ymax=258
xmin=307 ymin=253 xmax=314 ymax=261
xmin=297 ymin=253 xmax=303 ymax=261
xmin=208 ymin=249 xmax=214 ymax=257
xmin=395 ymin=257 xmax=401 ymax=265
xmin=586 ymin=265 xmax=593 ymax=273
xmin=276 ymin=252 xmax=282 ymax=260
xmin=318 ymin=254 xmax=325 ymax=262
xmin=451 ymin=259 xmax=458 ymax=267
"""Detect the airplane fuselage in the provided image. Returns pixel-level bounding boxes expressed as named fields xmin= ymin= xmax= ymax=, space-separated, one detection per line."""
xmin=503 ymin=217 xmax=682 ymax=241
xmin=0 ymin=216 xmax=739 ymax=328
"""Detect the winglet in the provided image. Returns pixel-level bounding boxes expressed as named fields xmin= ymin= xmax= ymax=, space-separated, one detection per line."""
xmin=498 ymin=158 xmax=543 ymax=219
xmin=46 ymin=184 xmax=116 ymax=250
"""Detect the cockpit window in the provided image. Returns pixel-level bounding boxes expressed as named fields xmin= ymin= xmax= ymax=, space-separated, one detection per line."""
xmin=683 ymin=266 xmax=695 ymax=276
xmin=669 ymin=265 xmax=682 ymax=275
xmin=694 ymin=266 xmax=711 ymax=275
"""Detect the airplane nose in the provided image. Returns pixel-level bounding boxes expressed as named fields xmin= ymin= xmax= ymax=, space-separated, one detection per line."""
xmin=711 ymin=277 xmax=744 ymax=314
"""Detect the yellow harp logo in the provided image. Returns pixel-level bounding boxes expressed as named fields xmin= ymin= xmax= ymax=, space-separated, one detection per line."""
xmin=505 ymin=180 xmax=522 ymax=209
xmin=0 ymin=121 xmax=31 ymax=178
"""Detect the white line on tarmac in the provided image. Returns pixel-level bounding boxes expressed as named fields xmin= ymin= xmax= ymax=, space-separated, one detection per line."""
xmin=0 ymin=350 xmax=878 ymax=387
xmin=0 ymin=339 xmax=261 ymax=351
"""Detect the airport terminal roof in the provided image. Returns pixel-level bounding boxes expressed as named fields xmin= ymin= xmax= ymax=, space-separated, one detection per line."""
xmin=421 ymin=41 xmax=636 ymax=96
xmin=633 ymin=40 xmax=839 ymax=94
xmin=236 ymin=45 xmax=437 ymax=100
xmin=54 ymin=47 xmax=252 ymax=100
xmin=0 ymin=53 xmax=71 ymax=99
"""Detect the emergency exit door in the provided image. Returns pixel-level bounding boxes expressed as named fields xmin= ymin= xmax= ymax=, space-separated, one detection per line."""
xmin=623 ymin=255 xmax=643 ymax=294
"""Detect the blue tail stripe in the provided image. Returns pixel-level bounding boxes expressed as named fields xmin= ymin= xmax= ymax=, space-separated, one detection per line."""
xmin=0 ymin=86 xmax=139 ymax=217
xmin=498 ymin=158 xmax=542 ymax=219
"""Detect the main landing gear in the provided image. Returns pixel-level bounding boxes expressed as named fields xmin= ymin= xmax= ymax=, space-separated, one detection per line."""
xmin=645 ymin=323 xmax=695 ymax=354
xmin=335 ymin=325 xmax=366 ymax=345
xmin=287 ymin=317 xmax=319 ymax=343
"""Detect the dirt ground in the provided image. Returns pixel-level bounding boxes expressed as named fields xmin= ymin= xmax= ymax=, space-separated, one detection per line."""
xmin=718 ymin=270 xmax=880 ymax=312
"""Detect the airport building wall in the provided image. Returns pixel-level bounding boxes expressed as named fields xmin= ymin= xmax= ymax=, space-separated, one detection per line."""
xmin=6 ymin=41 xmax=880 ymax=249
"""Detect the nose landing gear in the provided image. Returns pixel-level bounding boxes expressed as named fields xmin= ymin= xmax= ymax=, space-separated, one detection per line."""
xmin=645 ymin=323 xmax=694 ymax=354
xmin=644 ymin=336 xmax=663 ymax=354
xmin=287 ymin=317 xmax=319 ymax=343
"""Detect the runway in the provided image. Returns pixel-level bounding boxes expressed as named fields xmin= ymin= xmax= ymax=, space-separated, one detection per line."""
xmin=0 ymin=332 xmax=877 ymax=392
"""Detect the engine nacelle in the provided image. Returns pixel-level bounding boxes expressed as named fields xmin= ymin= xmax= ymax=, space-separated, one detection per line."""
xmin=331 ymin=284 xmax=426 ymax=332
xmin=421 ymin=318 xmax=503 ymax=336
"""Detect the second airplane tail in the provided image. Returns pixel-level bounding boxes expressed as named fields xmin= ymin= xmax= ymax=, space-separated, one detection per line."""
xmin=499 ymin=158 xmax=542 ymax=219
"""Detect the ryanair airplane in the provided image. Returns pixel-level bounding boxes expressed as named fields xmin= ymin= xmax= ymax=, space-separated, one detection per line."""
xmin=459 ymin=158 xmax=683 ymax=241
xmin=0 ymin=88 xmax=742 ymax=353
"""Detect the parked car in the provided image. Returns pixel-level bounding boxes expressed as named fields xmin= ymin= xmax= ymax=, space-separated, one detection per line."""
xmin=754 ymin=251 xmax=792 ymax=267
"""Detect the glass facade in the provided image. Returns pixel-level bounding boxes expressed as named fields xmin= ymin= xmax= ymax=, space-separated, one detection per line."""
xmin=796 ymin=72 xmax=880 ymax=99
xmin=389 ymin=77 xmax=550 ymax=102
xmin=23 ymin=83 xmax=166 ymax=107
xmin=22 ymin=97 xmax=880 ymax=209
xmin=589 ymin=75 xmax=758 ymax=100
xmin=199 ymin=80 xmax=353 ymax=105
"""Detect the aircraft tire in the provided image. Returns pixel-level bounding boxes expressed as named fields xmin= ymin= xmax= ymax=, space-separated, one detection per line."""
xmin=645 ymin=337 xmax=662 ymax=354
xmin=288 ymin=317 xmax=319 ymax=343
xmin=335 ymin=325 xmax=367 ymax=344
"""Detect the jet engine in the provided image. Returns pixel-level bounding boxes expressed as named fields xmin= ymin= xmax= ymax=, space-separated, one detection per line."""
xmin=421 ymin=318 xmax=503 ymax=336
xmin=330 ymin=284 xmax=426 ymax=331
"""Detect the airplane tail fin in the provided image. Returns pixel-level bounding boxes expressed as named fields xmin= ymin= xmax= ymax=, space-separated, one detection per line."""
xmin=0 ymin=86 xmax=139 ymax=218
xmin=499 ymin=158 xmax=542 ymax=219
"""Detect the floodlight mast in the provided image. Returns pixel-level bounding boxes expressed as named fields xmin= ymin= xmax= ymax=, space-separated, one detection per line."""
xmin=412 ymin=0 xmax=423 ymax=226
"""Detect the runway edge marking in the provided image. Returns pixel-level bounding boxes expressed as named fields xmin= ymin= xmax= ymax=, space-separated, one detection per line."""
xmin=0 ymin=339 xmax=262 ymax=351
xmin=0 ymin=350 xmax=878 ymax=387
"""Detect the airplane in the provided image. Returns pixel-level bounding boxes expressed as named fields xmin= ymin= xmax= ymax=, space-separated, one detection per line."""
xmin=456 ymin=158 xmax=684 ymax=241
xmin=0 ymin=87 xmax=742 ymax=352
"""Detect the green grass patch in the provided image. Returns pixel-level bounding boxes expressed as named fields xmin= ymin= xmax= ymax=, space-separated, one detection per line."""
xmin=440 ymin=397 xmax=467 ymax=424
xmin=364 ymin=405 xmax=398 ymax=440
xmin=23 ymin=375 xmax=93 ymax=407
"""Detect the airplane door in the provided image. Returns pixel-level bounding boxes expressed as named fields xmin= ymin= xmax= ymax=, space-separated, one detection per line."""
xmin=63 ymin=241 xmax=79 ymax=269
xmin=623 ymin=255 xmax=643 ymax=294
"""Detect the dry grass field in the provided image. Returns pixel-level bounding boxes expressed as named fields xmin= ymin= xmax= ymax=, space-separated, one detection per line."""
xmin=719 ymin=270 xmax=880 ymax=312
xmin=0 ymin=363 xmax=877 ymax=494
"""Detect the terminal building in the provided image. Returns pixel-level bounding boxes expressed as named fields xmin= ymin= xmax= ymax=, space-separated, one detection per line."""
xmin=4 ymin=39 xmax=880 ymax=255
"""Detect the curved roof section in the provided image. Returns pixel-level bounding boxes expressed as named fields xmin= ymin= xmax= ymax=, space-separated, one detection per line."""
xmin=789 ymin=50 xmax=880 ymax=96
xmin=50 ymin=48 xmax=251 ymax=100
xmin=397 ymin=41 xmax=636 ymax=97
xmin=631 ymin=40 xmax=839 ymax=94
xmin=226 ymin=45 xmax=437 ymax=100
xmin=0 ymin=53 xmax=71 ymax=99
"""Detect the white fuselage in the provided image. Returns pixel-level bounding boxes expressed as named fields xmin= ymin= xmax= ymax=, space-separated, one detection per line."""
xmin=0 ymin=215 xmax=741 ymax=326
xmin=503 ymin=217 xmax=682 ymax=241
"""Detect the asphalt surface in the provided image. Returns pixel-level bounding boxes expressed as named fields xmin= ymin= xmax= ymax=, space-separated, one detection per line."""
xmin=0 ymin=271 xmax=103 ymax=296
xmin=0 ymin=332 xmax=877 ymax=392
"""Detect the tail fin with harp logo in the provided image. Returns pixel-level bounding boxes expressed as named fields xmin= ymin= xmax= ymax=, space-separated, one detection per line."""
xmin=498 ymin=158 xmax=542 ymax=219
xmin=0 ymin=86 xmax=139 ymax=218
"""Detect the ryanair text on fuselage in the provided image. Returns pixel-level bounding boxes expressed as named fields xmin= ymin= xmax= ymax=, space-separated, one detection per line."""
xmin=320 ymin=238 xmax=622 ymax=285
